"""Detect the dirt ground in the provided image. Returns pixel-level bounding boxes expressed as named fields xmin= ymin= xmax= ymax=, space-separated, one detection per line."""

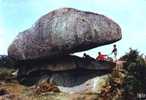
xmin=0 ymin=80 xmax=102 ymax=100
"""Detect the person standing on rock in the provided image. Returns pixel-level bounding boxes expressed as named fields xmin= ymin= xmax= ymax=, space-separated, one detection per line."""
xmin=111 ymin=44 xmax=117 ymax=61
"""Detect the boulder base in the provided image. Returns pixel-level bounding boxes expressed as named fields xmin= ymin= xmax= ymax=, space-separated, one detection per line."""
xmin=16 ymin=55 xmax=115 ymax=87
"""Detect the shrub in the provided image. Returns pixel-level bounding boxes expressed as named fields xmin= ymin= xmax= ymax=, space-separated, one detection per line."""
xmin=120 ymin=49 xmax=146 ymax=97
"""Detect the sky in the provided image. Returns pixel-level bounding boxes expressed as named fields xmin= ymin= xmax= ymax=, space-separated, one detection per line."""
xmin=0 ymin=0 xmax=146 ymax=59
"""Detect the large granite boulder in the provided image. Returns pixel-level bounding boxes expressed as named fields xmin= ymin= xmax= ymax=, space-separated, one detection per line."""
xmin=17 ymin=55 xmax=115 ymax=76
xmin=17 ymin=68 xmax=111 ymax=87
xmin=8 ymin=8 xmax=122 ymax=60
xmin=58 ymin=74 xmax=110 ymax=93
xmin=16 ymin=55 xmax=115 ymax=86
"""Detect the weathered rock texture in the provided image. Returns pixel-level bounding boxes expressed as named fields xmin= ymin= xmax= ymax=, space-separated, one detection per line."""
xmin=8 ymin=8 xmax=122 ymax=60
xmin=17 ymin=55 xmax=115 ymax=86
xmin=18 ymin=55 xmax=115 ymax=73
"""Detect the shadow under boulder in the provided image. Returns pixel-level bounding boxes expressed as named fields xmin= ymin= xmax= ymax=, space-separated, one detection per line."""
xmin=17 ymin=69 xmax=111 ymax=87
xmin=50 ymin=69 xmax=111 ymax=87
xmin=16 ymin=55 xmax=115 ymax=87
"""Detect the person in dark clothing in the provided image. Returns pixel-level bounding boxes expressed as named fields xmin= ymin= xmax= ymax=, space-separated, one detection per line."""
xmin=112 ymin=44 xmax=117 ymax=61
xmin=83 ymin=53 xmax=95 ymax=61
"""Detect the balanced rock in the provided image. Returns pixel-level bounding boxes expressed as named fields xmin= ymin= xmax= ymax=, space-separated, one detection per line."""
xmin=8 ymin=8 xmax=122 ymax=60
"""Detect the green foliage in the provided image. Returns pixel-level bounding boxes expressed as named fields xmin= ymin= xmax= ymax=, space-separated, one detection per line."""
xmin=0 ymin=55 xmax=17 ymax=69
xmin=120 ymin=49 xmax=146 ymax=96
xmin=120 ymin=49 xmax=139 ymax=62
xmin=0 ymin=55 xmax=17 ymax=81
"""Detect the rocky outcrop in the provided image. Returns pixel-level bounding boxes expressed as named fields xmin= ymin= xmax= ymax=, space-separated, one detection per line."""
xmin=17 ymin=55 xmax=115 ymax=87
xmin=17 ymin=55 xmax=115 ymax=75
xmin=58 ymin=75 xmax=110 ymax=94
xmin=8 ymin=8 xmax=121 ymax=60
xmin=7 ymin=8 xmax=122 ymax=93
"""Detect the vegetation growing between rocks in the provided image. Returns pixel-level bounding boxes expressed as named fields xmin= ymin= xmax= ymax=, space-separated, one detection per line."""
xmin=100 ymin=49 xmax=146 ymax=99
xmin=120 ymin=49 xmax=146 ymax=99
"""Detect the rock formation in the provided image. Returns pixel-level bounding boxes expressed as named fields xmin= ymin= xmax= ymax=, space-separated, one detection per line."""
xmin=17 ymin=55 xmax=115 ymax=86
xmin=7 ymin=8 xmax=122 ymax=93
xmin=8 ymin=8 xmax=121 ymax=60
